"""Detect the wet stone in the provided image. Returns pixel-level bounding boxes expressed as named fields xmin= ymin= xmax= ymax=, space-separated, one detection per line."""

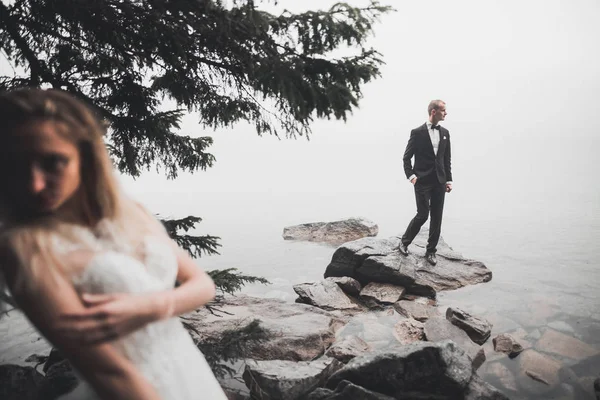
xmin=294 ymin=280 xmax=361 ymax=311
xmin=393 ymin=319 xmax=425 ymax=345
xmin=493 ymin=333 xmax=524 ymax=358
xmin=359 ymin=282 xmax=405 ymax=305
xmin=325 ymin=336 xmax=370 ymax=364
xmin=483 ymin=362 xmax=518 ymax=392
xmin=424 ymin=317 xmax=486 ymax=370
xmin=535 ymin=329 xmax=599 ymax=361
xmin=394 ymin=299 xmax=438 ymax=322
xmin=325 ymin=277 xmax=362 ymax=297
xmin=446 ymin=307 xmax=493 ymax=345
xmin=517 ymin=349 xmax=563 ymax=395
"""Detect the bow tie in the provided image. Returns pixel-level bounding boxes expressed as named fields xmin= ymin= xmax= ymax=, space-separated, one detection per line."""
xmin=431 ymin=125 xmax=440 ymax=130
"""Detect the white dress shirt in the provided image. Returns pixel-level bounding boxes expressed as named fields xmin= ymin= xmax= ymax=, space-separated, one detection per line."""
xmin=408 ymin=121 xmax=452 ymax=185
xmin=426 ymin=121 xmax=441 ymax=156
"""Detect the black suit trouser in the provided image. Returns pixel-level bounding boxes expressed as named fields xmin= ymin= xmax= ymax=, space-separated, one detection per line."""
xmin=401 ymin=176 xmax=446 ymax=254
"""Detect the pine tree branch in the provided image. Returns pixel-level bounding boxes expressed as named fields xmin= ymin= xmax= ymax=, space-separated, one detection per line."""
xmin=161 ymin=216 xmax=221 ymax=258
xmin=0 ymin=2 xmax=43 ymax=85
xmin=208 ymin=268 xmax=270 ymax=296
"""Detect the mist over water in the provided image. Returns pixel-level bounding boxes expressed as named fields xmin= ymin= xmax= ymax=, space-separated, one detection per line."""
xmin=2 ymin=0 xmax=599 ymax=398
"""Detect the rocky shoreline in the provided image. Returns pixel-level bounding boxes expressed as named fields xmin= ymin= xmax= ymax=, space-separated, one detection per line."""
xmin=1 ymin=225 xmax=599 ymax=399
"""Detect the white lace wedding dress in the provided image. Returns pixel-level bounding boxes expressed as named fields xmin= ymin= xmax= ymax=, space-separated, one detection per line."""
xmin=54 ymin=221 xmax=228 ymax=400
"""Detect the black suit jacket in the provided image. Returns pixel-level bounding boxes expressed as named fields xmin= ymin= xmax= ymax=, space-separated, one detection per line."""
xmin=403 ymin=123 xmax=452 ymax=184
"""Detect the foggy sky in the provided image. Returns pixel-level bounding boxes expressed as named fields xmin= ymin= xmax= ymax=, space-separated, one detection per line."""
xmin=120 ymin=0 xmax=600 ymax=224
xmin=2 ymin=0 xmax=598 ymax=217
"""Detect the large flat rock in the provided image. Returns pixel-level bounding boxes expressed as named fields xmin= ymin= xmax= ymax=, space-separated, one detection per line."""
xmin=326 ymin=340 xmax=507 ymax=399
xmin=183 ymin=295 xmax=345 ymax=361
xmin=283 ymin=217 xmax=378 ymax=244
xmin=324 ymin=232 xmax=492 ymax=298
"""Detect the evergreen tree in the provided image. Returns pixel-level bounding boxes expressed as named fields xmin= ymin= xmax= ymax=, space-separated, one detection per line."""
xmin=1 ymin=0 xmax=391 ymax=370
xmin=0 ymin=0 xmax=390 ymax=272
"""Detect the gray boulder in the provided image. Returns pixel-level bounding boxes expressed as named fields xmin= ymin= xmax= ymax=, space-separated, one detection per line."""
xmin=184 ymin=295 xmax=345 ymax=361
xmin=326 ymin=340 xmax=500 ymax=399
xmin=394 ymin=299 xmax=439 ymax=322
xmin=294 ymin=280 xmax=361 ymax=311
xmin=324 ymin=232 xmax=492 ymax=298
xmin=446 ymin=307 xmax=493 ymax=345
xmin=325 ymin=336 xmax=371 ymax=364
xmin=283 ymin=218 xmax=378 ymax=244
xmin=242 ymin=357 xmax=342 ymax=400
xmin=0 ymin=364 xmax=43 ymax=400
xmin=424 ymin=317 xmax=486 ymax=370
xmin=325 ymin=277 xmax=362 ymax=297
xmin=359 ymin=282 xmax=405 ymax=305
xmin=492 ymin=333 xmax=524 ymax=358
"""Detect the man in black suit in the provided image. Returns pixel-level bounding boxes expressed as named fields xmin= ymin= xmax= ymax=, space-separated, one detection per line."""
xmin=397 ymin=100 xmax=452 ymax=266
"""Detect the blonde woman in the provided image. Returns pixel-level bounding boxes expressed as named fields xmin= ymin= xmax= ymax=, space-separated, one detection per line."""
xmin=0 ymin=88 xmax=228 ymax=399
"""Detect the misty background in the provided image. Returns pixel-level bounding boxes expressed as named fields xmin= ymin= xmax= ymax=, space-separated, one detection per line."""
xmin=0 ymin=0 xmax=598 ymax=397
xmin=115 ymin=0 xmax=599 ymax=313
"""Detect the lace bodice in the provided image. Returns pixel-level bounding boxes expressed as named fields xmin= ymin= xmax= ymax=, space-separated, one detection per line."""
xmin=72 ymin=238 xmax=177 ymax=295
xmin=53 ymin=220 xmax=227 ymax=400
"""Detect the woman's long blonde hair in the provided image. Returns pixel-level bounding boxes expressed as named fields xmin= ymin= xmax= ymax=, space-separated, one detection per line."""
xmin=0 ymin=88 xmax=157 ymax=294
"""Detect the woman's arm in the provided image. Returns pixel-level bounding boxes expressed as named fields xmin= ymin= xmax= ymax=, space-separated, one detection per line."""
xmin=154 ymin=244 xmax=217 ymax=318
xmin=136 ymin=203 xmax=217 ymax=317
xmin=1 ymin=247 xmax=162 ymax=400
xmin=55 ymin=241 xmax=217 ymax=344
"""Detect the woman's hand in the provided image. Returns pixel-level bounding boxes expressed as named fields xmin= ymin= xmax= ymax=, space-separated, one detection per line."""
xmin=56 ymin=292 xmax=166 ymax=345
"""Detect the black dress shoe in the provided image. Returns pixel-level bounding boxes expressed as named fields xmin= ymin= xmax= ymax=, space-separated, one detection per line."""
xmin=425 ymin=252 xmax=437 ymax=266
xmin=397 ymin=243 xmax=409 ymax=256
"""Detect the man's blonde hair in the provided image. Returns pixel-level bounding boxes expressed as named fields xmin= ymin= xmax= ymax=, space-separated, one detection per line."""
xmin=428 ymin=100 xmax=445 ymax=116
